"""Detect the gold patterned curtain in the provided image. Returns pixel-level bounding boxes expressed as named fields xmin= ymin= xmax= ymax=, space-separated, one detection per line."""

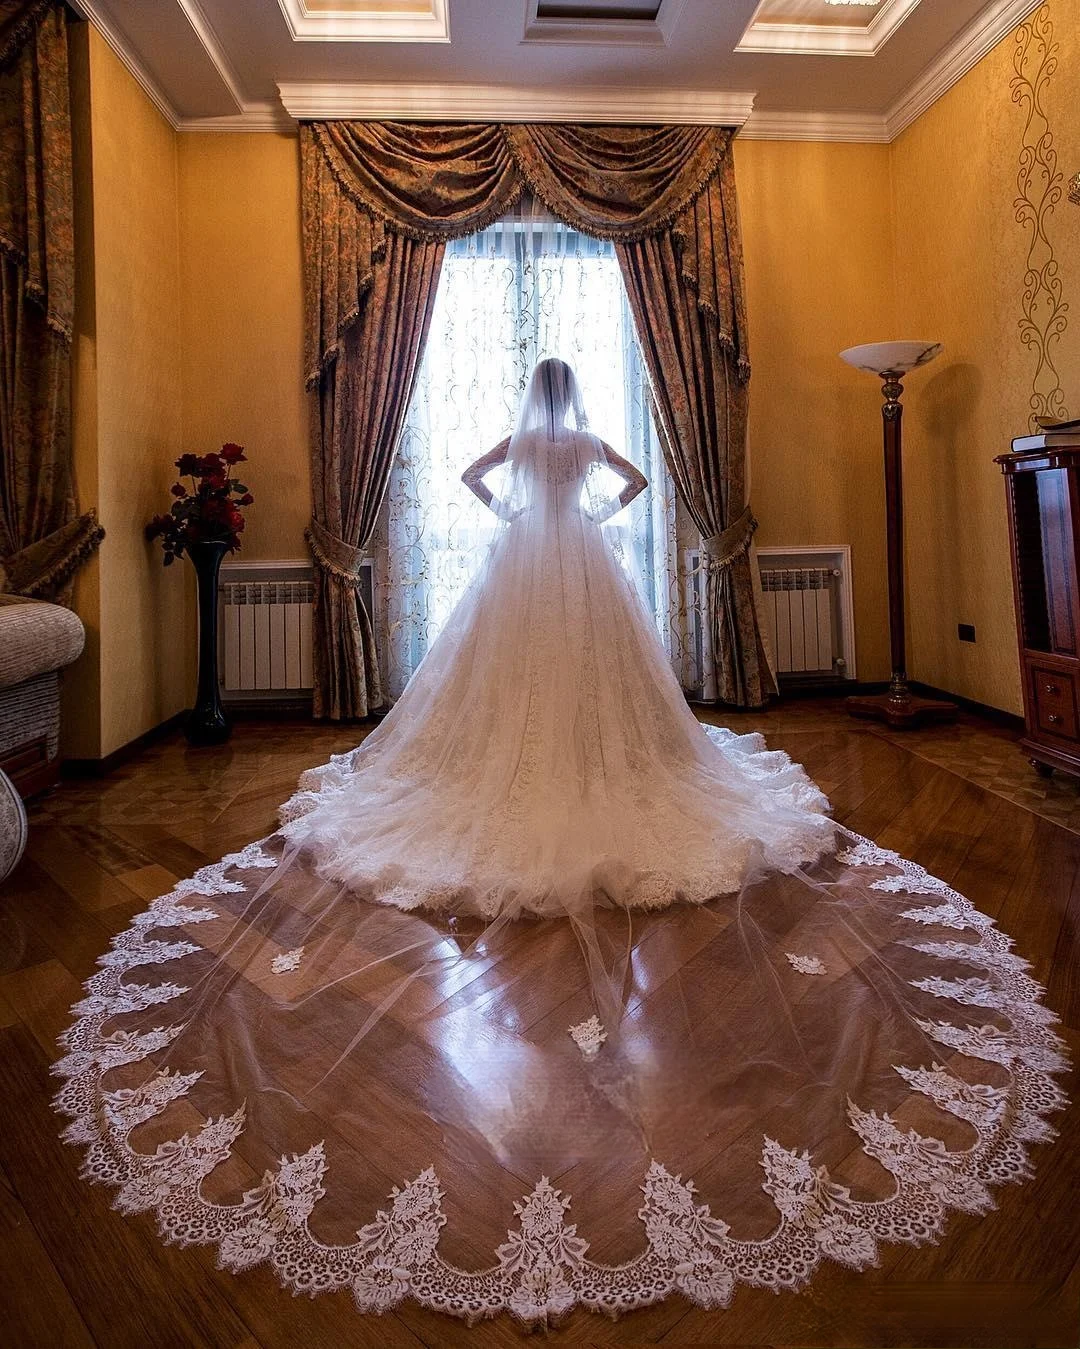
xmin=0 ymin=0 xmax=103 ymax=600
xmin=301 ymin=119 xmax=774 ymax=719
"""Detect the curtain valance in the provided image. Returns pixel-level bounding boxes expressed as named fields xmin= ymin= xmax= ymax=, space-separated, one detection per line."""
xmin=301 ymin=120 xmax=747 ymax=390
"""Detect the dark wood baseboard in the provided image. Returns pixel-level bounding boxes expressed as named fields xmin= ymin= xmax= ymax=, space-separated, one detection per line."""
xmin=62 ymin=711 xmax=187 ymax=779
xmin=908 ymin=681 xmax=1025 ymax=733
xmin=765 ymin=676 xmax=1024 ymax=734
xmin=226 ymin=698 xmax=316 ymax=720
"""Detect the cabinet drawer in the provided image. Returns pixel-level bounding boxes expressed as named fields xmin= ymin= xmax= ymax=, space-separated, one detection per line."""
xmin=1030 ymin=663 xmax=1080 ymax=740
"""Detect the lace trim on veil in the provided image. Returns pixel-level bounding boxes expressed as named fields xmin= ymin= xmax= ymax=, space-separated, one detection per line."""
xmin=53 ymin=802 xmax=1069 ymax=1325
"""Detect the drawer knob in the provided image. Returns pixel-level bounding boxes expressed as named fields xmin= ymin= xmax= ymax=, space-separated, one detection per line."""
xmin=1045 ymin=683 xmax=1061 ymax=695
xmin=1049 ymin=713 xmax=1063 ymax=725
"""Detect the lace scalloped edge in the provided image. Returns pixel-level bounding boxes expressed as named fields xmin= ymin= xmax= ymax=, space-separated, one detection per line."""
xmin=52 ymin=833 xmax=1070 ymax=1326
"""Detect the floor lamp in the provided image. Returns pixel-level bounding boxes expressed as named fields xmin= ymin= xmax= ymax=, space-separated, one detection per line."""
xmin=840 ymin=341 xmax=957 ymax=730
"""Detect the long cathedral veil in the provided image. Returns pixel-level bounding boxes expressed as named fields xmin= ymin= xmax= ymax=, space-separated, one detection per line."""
xmin=52 ymin=360 xmax=1069 ymax=1326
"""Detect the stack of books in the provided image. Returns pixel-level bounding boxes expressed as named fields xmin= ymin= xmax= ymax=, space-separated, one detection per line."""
xmin=1012 ymin=417 xmax=1080 ymax=452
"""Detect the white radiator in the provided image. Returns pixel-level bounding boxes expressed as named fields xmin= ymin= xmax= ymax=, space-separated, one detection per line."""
xmin=756 ymin=546 xmax=855 ymax=680
xmin=217 ymin=559 xmax=374 ymax=702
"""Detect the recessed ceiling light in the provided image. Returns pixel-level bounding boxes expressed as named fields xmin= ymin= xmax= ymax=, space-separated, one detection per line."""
xmin=523 ymin=0 xmax=683 ymax=45
xmin=535 ymin=2 xmax=661 ymax=17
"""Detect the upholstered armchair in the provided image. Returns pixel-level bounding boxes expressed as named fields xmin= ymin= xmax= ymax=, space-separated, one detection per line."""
xmin=0 ymin=593 xmax=85 ymax=797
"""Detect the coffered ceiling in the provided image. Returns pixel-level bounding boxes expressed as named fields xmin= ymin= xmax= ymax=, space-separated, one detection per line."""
xmin=69 ymin=0 xmax=1041 ymax=141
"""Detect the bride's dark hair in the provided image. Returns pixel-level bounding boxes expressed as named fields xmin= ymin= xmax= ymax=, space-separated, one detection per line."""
xmin=534 ymin=357 xmax=575 ymax=413
xmin=521 ymin=356 xmax=587 ymax=439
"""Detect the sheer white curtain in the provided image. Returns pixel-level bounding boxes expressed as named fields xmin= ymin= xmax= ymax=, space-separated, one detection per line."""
xmin=372 ymin=198 xmax=707 ymax=701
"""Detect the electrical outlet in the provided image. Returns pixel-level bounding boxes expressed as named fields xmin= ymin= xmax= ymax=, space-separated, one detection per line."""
xmin=958 ymin=623 xmax=976 ymax=643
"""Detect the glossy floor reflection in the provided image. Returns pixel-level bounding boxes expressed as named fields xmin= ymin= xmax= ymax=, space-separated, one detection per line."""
xmin=2 ymin=700 xmax=1078 ymax=1346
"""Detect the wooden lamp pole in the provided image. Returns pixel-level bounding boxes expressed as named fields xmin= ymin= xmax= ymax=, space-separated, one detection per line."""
xmin=840 ymin=343 xmax=957 ymax=730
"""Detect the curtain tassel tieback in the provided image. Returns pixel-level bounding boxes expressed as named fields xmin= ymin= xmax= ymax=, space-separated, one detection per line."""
xmin=305 ymin=518 xmax=366 ymax=586
xmin=702 ymin=506 xmax=757 ymax=572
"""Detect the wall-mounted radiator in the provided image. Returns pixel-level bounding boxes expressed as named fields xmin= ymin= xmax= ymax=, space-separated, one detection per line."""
xmin=217 ymin=560 xmax=373 ymax=703
xmin=685 ymin=544 xmax=855 ymax=687
xmin=756 ymin=546 xmax=855 ymax=681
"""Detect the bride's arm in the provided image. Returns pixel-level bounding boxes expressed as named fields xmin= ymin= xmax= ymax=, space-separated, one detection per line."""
xmin=461 ymin=437 xmax=511 ymax=513
xmin=592 ymin=442 xmax=648 ymax=523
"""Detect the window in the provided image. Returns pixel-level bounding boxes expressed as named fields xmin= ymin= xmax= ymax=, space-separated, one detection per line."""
xmin=372 ymin=199 xmax=682 ymax=701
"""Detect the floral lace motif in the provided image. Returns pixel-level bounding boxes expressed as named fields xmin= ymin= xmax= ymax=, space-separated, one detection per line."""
xmin=568 ymin=1016 xmax=607 ymax=1056
xmin=53 ymin=832 xmax=1069 ymax=1325
xmin=271 ymin=947 xmax=305 ymax=974
xmin=786 ymin=953 xmax=827 ymax=976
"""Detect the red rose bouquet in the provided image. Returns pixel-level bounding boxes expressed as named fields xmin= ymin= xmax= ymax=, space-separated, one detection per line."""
xmin=147 ymin=444 xmax=253 ymax=565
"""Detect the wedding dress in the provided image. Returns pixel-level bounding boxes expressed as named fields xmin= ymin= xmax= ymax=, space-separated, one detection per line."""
xmin=54 ymin=363 xmax=1068 ymax=1328
xmin=278 ymin=360 xmax=834 ymax=924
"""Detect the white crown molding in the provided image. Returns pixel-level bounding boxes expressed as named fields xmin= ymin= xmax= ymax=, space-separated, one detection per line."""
xmin=277 ymin=81 xmax=757 ymax=125
xmin=176 ymin=0 xmax=245 ymax=112
xmin=735 ymin=0 xmax=920 ymax=57
xmin=884 ymin=0 xmax=1043 ymax=140
xmin=738 ymin=109 xmax=889 ymax=143
xmin=69 ymin=0 xmax=180 ymax=129
xmin=177 ymin=103 xmax=297 ymax=133
xmin=276 ymin=0 xmax=450 ymax=44
xmin=522 ymin=0 xmax=687 ymax=47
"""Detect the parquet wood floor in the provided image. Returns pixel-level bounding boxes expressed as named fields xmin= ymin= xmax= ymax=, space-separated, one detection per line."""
xmin=1 ymin=701 xmax=1077 ymax=1348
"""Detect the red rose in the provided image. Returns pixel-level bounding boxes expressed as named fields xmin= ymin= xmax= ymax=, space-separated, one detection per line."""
xmin=220 ymin=443 xmax=246 ymax=464
xmin=170 ymin=482 xmax=186 ymax=497
xmin=175 ymin=453 xmax=200 ymax=476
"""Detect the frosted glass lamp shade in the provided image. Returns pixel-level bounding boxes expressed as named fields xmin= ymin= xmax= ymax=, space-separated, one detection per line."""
xmin=839 ymin=341 xmax=943 ymax=377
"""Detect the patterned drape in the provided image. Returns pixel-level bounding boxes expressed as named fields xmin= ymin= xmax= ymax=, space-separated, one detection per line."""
xmin=0 ymin=1 xmax=103 ymax=600
xmin=301 ymin=119 xmax=774 ymax=719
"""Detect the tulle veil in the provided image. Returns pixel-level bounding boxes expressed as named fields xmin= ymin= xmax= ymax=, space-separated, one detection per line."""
xmin=51 ymin=359 xmax=1069 ymax=1325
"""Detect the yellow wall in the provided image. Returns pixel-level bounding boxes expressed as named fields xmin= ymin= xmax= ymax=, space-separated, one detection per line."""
xmin=64 ymin=24 xmax=190 ymax=758
xmin=735 ymin=139 xmax=896 ymax=681
xmin=891 ymin=0 xmax=1080 ymax=714
xmin=178 ymin=134 xmax=308 ymax=559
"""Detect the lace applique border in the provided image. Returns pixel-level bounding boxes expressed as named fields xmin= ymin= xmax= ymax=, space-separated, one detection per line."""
xmin=52 ymin=832 xmax=1070 ymax=1326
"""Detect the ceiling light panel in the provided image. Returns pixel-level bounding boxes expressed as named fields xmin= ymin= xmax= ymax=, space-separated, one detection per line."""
xmin=276 ymin=0 xmax=450 ymax=43
xmin=735 ymin=0 xmax=920 ymax=56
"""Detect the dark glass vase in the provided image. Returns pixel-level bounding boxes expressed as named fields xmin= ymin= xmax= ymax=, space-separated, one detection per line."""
xmin=185 ymin=539 xmax=232 ymax=746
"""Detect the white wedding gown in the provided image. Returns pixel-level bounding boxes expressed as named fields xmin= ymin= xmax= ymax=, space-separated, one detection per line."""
xmin=279 ymin=419 xmax=833 ymax=920
xmin=53 ymin=367 xmax=1069 ymax=1328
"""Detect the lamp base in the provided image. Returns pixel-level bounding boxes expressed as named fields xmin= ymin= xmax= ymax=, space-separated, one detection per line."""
xmin=846 ymin=685 xmax=958 ymax=731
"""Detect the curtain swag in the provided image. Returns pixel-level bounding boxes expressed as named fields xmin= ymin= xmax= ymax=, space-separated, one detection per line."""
xmin=300 ymin=119 xmax=775 ymax=716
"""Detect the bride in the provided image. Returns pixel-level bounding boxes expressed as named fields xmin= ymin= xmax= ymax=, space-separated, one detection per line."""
xmin=280 ymin=357 xmax=834 ymax=923
xmin=53 ymin=359 xmax=1068 ymax=1328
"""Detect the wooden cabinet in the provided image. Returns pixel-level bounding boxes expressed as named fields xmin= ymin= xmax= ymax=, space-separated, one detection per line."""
xmin=998 ymin=441 xmax=1080 ymax=778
